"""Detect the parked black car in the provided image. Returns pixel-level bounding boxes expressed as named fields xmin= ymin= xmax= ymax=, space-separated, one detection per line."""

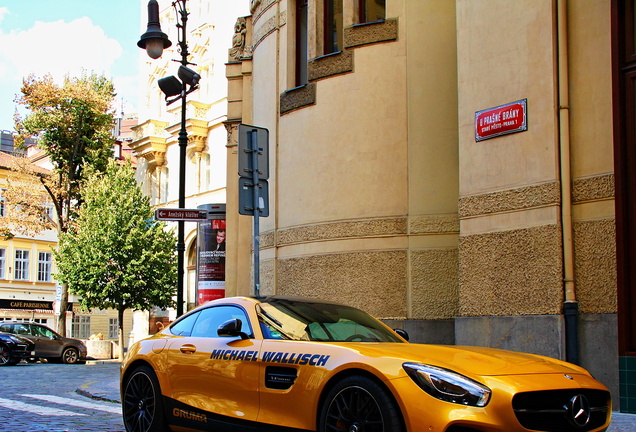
xmin=0 ymin=321 xmax=87 ymax=364
xmin=0 ymin=331 xmax=35 ymax=366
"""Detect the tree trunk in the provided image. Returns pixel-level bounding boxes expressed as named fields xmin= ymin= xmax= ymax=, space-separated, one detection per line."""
xmin=56 ymin=283 xmax=69 ymax=336
xmin=118 ymin=307 xmax=126 ymax=361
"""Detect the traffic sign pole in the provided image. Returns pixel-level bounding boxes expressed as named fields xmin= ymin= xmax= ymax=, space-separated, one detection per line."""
xmin=250 ymin=129 xmax=261 ymax=297
xmin=238 ymin=124 xmax=269 ymax=298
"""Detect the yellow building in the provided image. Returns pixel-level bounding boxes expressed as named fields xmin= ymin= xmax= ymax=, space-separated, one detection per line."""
xmin=222 ymin=0 xmax=633 ymax=412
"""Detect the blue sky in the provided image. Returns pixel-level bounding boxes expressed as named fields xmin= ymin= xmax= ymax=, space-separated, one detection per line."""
xmin=0 ymin=0 xmax=142 ymax=130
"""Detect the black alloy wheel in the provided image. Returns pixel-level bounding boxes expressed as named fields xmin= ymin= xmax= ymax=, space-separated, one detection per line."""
xmin=319 ymin=376 xmax=404 ymax=432
xmin=61 ymin=347 xmax=79 ymax=364
xmin=0 ymin=344 xmax=11 ymax=366
xmin=122 ymin=365 xmax=168 ymax=432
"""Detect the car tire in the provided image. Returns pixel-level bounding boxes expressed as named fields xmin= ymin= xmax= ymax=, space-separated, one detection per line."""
xmin=122 ymin=365 xmax=169 ymax=432
xmin=318 ymin=375 xmax=404 ymax=432
xmin=0 ymin=344 xmax=14 ymax=366
xmin=61 ymin=347 xmax=79 ymax=364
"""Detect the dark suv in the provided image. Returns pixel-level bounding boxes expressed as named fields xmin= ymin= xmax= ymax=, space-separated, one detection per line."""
xmin=0 ymin=331 xmax=35 ymax=366
xmin=0 ymin=322 xmax=87 ymax=364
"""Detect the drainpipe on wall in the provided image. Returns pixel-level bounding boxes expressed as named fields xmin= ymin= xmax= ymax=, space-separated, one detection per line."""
xmin=557 ymin=0 xmax=579 ymax=365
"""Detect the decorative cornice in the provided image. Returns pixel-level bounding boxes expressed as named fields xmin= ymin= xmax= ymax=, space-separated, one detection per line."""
xmin=261 ymin=217 xmax=407 ymax=249
xmin=572 ymin=173 xmax=615 ymax=202
xmin=410 ymin=214 xmax=460 ymax=235
xmin=459 ymin=182 xmax=561 ymax=218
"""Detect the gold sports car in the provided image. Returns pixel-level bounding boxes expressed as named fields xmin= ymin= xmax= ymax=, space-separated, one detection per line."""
xmin=120 ymin=296 xmax=612 ymax=432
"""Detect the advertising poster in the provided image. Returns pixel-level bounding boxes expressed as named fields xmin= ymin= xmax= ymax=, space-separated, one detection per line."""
xmin=197 ymin=216 xmax=226 ymax=305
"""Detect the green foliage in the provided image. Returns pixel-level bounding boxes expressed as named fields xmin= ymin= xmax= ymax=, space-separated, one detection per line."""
xmin=55 ymin=161 xmax=177 ymax=312
xmin=14 ymin=72 xmax=117 ymax=231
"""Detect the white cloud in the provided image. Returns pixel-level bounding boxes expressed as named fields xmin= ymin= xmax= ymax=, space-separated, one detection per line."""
xmin=0 ymin=15 xmax=129 ymax=127
xmin=0 ymin=17 xmax=122 ymax=82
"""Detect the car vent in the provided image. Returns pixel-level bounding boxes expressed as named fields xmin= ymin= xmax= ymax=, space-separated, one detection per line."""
xmin=512 ymin=389 xmax=610 ymax=432
xmin=265 ymin=366 xmax=298 ymax=390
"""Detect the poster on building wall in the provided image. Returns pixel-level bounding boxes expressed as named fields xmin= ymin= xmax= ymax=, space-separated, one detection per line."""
xmin=475 ymin=99 xmax=527 ymax=142
xmin=197 ymin=216 xmax=226 ymax=305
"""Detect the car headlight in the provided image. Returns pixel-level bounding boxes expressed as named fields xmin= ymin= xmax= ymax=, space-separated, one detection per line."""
xmin=403 ymin=363 xmax=491 ymax=407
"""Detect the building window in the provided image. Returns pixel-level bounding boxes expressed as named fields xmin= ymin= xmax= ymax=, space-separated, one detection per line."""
xmin=358 ymin=0 xmax=385 ymax=24
xmin=37 ymin=252 xmax=52 ymax=282
xmin=324 ymin=0 xmax=344 ymax=55
xmin=296 ymin=0 xmax=309 ymax=86
xmin=0 ymin=189 xmax=5 ymax=217
xmin=14 ymin=249 xmax=30 ymax=281
xmin=72 ymin=316 xmax=91 ymax=339
xmin=0 ymin=248 xmax=5 ymax=279
xmin=109 ymin=318 xmax=119 ymax=339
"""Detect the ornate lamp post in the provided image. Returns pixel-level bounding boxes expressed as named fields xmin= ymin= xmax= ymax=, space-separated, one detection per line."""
xmin=138 ymin=0 xmax=200 ymax=317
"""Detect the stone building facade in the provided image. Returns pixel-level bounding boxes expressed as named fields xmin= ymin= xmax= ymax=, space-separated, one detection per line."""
xmin=223 ymin=0 xmax=634 ymax=412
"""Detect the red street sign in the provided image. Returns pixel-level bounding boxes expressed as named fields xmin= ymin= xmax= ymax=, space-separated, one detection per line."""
xmin=475 ymin=99 xmax=527 ymax=141
xmin=154 ymin=208 xmax=208 ymax=221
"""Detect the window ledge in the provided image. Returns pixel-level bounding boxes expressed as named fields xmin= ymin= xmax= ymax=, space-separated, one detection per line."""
xmin=308 ymin=50 xmax=354 ymax=82
xmin=280 ymin=83 xmax=317 ymax=115
xmin=344 ymin=18 xmax=398 ymax=49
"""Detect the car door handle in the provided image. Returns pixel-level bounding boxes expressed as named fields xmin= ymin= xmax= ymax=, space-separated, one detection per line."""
xmin=179 ymin=344 xmax=197 ymax=354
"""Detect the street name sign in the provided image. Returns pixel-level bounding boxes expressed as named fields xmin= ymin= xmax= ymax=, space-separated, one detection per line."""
xmin=155 ymin=208 xmax=208 ymax=221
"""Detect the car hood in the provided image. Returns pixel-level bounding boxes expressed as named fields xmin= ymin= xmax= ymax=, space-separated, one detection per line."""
xmin=0 ymin=332 xmax=33 ymax=345
xmin=347 ymin=343 xmax=587 ymax=377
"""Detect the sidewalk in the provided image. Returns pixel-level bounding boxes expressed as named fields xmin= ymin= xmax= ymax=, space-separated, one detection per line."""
xmin=76 ymin=372 xmax=636 ymax=431
xmin=75 ymin=358 xmax=122 ymax=403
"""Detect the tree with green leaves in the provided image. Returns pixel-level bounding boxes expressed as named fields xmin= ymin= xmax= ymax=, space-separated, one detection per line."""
xmin=7 ymin=72 xmax=116 ymax=335
xmin=54 ymin=161 xmax=177 ymax=360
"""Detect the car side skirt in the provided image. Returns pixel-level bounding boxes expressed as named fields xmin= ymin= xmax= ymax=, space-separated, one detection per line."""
xmin=164 ymin=397 xmax=312 ymax=432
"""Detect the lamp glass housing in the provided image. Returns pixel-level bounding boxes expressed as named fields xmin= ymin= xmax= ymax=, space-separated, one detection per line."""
xmin=145 ymin=38 xmax=165 ymax=59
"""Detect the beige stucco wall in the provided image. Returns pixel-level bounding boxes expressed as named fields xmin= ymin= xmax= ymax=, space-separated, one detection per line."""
xmin=227 ymin=0 xmax=616 ymax=324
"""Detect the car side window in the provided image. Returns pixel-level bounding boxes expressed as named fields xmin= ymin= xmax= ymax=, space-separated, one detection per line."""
xmin=191 ymin=306 xmax=252 ymax=338
xmin=32 ymin=325 xmax=54 ymax=338
xmin=0 ymin=324 xmax=11 ymax=333
xmin=170 ymin=312 xmax=200 ymax=337
xmin=14 ymin=324 xmax=29 ymax=335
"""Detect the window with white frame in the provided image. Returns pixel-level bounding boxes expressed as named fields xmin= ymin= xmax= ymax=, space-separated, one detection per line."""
xmin=37 ymin=251 xmax=52 ymax=282
xmin=72 ymin=316 xmax=91 ymax=339
xmin=14 ymin=249 xmax=30 ymax=281
xmin=109 ymin=318 xmax=119 ymax=339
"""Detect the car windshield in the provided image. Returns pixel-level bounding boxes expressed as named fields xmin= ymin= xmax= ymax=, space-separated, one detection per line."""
xmin=256 ymin=298 xmax=404 ymax=343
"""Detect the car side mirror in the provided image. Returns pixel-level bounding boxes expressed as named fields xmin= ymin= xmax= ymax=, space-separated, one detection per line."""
xmin=217 ymin=319 xmax=249 ymax=340
xmin=394 ymin=328 xmax=409 ymax=341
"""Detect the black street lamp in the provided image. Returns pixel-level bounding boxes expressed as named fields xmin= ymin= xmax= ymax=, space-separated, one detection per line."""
xmin=138 ymin=0 xmax=200 ymax=317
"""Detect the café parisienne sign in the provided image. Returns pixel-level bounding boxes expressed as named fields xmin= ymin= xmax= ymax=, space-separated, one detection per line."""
xmin=475 ymin=99 xmax=527 ymax=142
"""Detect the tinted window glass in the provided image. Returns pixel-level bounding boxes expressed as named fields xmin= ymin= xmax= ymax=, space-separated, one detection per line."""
xmin=170 ymin=312 xmax=200 ymax=337
xmin=191 ymin=306 xmax=251 ymax=338
xmin=257 ymin=299 xmax=404 ymax=342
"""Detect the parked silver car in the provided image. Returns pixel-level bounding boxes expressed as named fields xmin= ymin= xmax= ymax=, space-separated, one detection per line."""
xmin=0 ymin=321 xmax=87 ymax=364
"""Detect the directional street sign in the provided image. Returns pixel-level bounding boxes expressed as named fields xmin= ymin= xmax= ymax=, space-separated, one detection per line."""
xmin=154 ymin=208 xmax=208 ymax=221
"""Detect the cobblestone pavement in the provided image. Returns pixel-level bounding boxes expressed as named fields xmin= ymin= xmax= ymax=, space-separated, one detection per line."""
xmin=0 ymin=361 xmax=124 ymax=432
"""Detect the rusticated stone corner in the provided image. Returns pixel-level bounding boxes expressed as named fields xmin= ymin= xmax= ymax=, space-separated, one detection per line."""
xmin=276 ymin=250 xmax=408 ymax=319
xmin=573 ymin=218 xmax=617 ymax=314
xmin=458 ymin=224 xmax=564 ymax=316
